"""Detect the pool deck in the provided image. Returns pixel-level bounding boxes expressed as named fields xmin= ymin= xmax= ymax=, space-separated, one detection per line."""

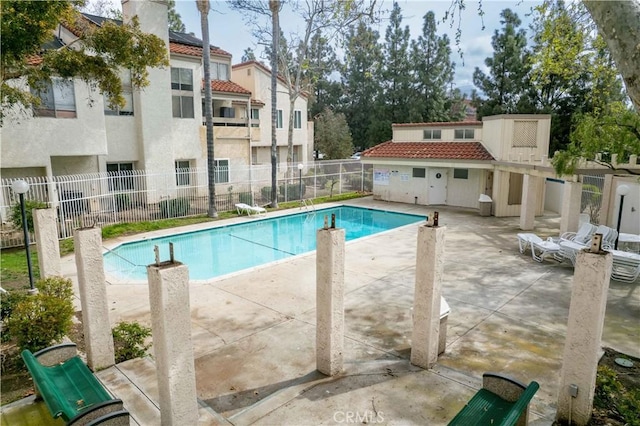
xmin=3 ymin=197 xmax=639 ymax=425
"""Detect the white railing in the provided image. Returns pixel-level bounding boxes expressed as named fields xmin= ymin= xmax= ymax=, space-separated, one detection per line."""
xmin=0 ymin=161 xmax=372 ymax=248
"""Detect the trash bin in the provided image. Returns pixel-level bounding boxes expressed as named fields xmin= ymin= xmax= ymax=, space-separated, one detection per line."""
xmin=479 ymin=194 xmax=492 ymax=217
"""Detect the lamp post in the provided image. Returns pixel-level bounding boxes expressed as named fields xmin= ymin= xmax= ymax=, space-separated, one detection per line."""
xmin=11 ymin=180 xmax=36 ymax=294
xmin=297 ymin=163 xmax=304 ymax=201
xmin=614 ymin=184 xmax=630 ymax=250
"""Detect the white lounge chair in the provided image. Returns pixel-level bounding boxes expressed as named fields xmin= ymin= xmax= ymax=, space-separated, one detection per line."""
xmin=235 ymin=203 xmax=266 ymax=217
xmin=559 ymin=222 xmax=597 ymax=245
xmin=609 ymin=249 xmax=640 ymax=283
xmin=530 ymin=237 xmax=561 ymax=262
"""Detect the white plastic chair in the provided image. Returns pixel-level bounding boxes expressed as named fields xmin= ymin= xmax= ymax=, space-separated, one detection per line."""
xmin=609 ymin=250 xmax=640 ymax=283
xmin=559 ymin=222 xmax=597 ymax=245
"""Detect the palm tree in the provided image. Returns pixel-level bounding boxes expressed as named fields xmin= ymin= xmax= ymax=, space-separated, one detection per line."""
xmin=197 ymin=0 xmax=218 ymax=217
xmin=269 ymin=0 xmax=280 ymax=208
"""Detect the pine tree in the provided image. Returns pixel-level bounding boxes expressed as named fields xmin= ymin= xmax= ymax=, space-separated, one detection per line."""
xmin=410 ymin=11 xmax=456 ymax=122
xmin=340 ymin=21 xmax=383 ymax=149
xmin=307 ymin=32 xmax=342 ymax=118
xmin=472 ymin=9 xmax=533 ymax=118
xmin=380 ymin=2 xmax=412 ymax=126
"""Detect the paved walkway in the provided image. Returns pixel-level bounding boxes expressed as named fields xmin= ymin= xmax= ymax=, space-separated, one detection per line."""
xmin=3 ymin=197 xmax=638 ymax=425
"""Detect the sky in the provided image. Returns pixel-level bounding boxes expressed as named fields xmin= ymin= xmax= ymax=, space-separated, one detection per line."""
xmin=103 ymin=0 xmax=543 ymax=94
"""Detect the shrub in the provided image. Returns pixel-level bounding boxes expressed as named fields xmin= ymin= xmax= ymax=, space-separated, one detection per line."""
xmin=279 ymin=183 xmax=306 ymax=200
xmin=238 ymin=192 xmax=253 ymax=205
xmin=594 ymin=365 xmax=640 ymax=425
xmin=10 ymin=200 xmax=48 ymax=232
xmin=6 ymin=277 xmax=74 ymax=352
xmin=260 ymin=186 xmax=272 ymax=201
xmin=112 ymin=321 xmax=152 ymax=363
xmin=114 ymin=193 xmax=132 ymax=212
xmin=0 ymin=291 xmax=28 ymax=343
xmin=159 ymin=197 xmax=190 ymax=218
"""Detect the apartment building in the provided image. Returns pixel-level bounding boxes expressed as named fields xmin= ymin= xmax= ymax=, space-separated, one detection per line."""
xmin=1 ymin=0 xmax=311 ymax=204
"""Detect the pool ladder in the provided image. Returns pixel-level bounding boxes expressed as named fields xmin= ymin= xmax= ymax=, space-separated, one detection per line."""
xmin=301 ymin=198 xmax=315 ymax=212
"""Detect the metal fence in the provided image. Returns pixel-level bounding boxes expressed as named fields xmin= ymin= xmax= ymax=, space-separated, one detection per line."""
xmin=0 ymin=161 xmax=372 ymax=248
xmin=581 ymin=175 xmax=605 ymax=224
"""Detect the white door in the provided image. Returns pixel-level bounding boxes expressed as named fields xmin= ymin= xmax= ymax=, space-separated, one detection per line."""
xmin=428 ymin=168 xmax=447 ymax=204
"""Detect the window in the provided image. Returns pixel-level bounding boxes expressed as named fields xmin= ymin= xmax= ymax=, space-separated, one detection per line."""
xmin=105 ymin=71 xmax=133 ymax=116
xmin=453 ymin=169 xmax=469 ymax=179
xmin=508 ymin=172 xmax=523 ymax=205
xmin=294 ymin=110 xmax=302 ymax=129
xmin=276 ymin=109 xmax=283 ymax=128
xmin=31 ymin=78 xmax=76 ymax=118
xmin=212 ymin=62 xmax=229 ymax=80
xmin=214 ymin=159 xmax=229 ymax=183
xmin=175 ymin=160 xmax=191 ymax=186
xmin=251 ymin=108 xmax=260 ymax=120
xmin=107 ymin=162 xmax=134 ymax=191
xmin=171 ymin=68 xmax=194 ymax=118
xmin=412 ymin=168 xmax=426 ymax=178
xmin=454 ymin=129 xmax=475 ymax=139
xmin=423 ymin=129 xmax=441 ymax=140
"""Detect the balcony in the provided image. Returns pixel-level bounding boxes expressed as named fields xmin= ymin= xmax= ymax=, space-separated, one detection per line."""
xmin=202 ymin=117 xmax=260 ymax=127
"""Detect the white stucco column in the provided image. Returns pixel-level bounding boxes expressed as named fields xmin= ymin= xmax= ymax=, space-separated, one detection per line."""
xmin=519 ymin=174 xmax=542 ymax=231
xmin=74 ymin=228 xmax=115 ymax=370
xmin=411 ymin=223 xmax=446 ymax=369
xmin=147 ymin=261 xmax=198 ymax=425
xmin=560 ymin=181 xmax=583 ymax=234
xmin=33 ymin=208 xmax=61 ymax=277
xmin=316 ymin=222 xmax=345 ymax=376
xmin=556 ymin=245 xmax=612 ymax=425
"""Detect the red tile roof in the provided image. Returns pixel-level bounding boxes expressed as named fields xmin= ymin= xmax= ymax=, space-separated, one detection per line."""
xmin=170 ymin=42 xmax=230 ymax=58
xmin=207 ymin=80 xmax=251 ymax=95
xmin=26 ymin=55 xmax=43 ymax=66
xmin=362 ymin=141 xmax=494 ymax=161
xmin=392 ymin=121 xmax=482 ymax=128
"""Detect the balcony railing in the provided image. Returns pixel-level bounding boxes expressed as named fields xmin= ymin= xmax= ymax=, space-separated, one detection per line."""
xmin=202 ymin=117 xmax=260 ymax=127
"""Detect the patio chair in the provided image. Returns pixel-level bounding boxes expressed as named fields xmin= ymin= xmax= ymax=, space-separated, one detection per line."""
xmin=556 ymin=240 xmax=586 ymax=266
xmin=609 ymin=250 xmax=640 ymax=283
xmin=530 ymin=237 xmax=561 ymax=262
xmin=235 ymin=203 xmax=266 ymax=217
xmin=559 ymin=222 xmax=597 ymax=245
xmin=593 ymin=225 xmax=618 ymax=249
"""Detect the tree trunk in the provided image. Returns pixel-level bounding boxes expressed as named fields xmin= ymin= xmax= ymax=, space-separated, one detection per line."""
xmin=584 ymin=0 xmax=640 ymax=109
xmin=269 ymin=0 xmax=280 ymax=208
xmin=197 ymin=0 xmax=217 ymax=217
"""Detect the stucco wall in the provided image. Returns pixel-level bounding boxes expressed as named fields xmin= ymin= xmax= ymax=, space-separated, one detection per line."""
xmin=482 ymin=115 xmax=551 ymax=162
xmin=492 ymin=170 xmax=545 ymax=217
xmin=544 ymin=179 xmax=564 ymax=213
xmin=393 ymin=126 xmax=482 ymax=142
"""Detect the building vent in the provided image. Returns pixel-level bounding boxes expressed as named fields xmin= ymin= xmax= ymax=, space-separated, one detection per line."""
xmin=512 ymin=120 xmax=537 ymax=147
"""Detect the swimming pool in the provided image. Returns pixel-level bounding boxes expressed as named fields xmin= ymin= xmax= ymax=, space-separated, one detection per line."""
xmin=103 ymin=206 xmax=424 ymax=281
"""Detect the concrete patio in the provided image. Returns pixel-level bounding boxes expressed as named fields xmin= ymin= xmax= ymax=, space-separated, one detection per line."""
xmin=2 ymin=197 xmax=638 ymax=425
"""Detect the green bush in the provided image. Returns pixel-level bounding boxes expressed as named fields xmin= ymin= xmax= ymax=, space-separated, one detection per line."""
xmin=594 ymin=365 xmax=640 ymax=425
xmin=6 ymin=277 xmax=74 ymax=352
xmin=114 ymin=194 xmax=132 ymax=212
xmin=10 ymin=200 xmax=48 ymax=232
xmin=112 ymin=321 xmax=152 ymax=363
xmin=260 ymin=186 xmax=273 ymax=201
xmin=0 ymin=291 xmax=28 ymax=343
xmin=238 ymin=192 xmax=253 ymax=205
xmin=279 ymin=183 xmax=306 ymax=200
xmin=159 ymin=197 xmax=191 ymax=218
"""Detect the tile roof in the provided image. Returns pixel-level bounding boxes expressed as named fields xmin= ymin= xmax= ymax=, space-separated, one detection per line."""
xmin=169 ymin=42 xmax=231 ymax=58
xmin=392 ymin=121 xmax=482 ymax=128
xmin=208 ymin=80 xmax=251 ymax=95
xmin=362 ymin=141 xmax=494 ymax=161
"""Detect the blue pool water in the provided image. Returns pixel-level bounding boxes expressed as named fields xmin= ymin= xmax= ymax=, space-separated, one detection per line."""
xmin=103 ymin=206 xmax=424 ymax=281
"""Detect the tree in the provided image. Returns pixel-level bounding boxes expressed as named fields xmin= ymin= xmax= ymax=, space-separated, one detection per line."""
xmin=197 ymin=0 xmax=217 ymax=218
xmin=410 ymin=11 xmax=456 ymax=122
xmin=228 ymin=0 xmax=282 ymax=207
xmin=168 ymin=0 xmax=186 ymax=32
xmin=552 ymin=102 xmax=640 ymax=175
xmin=584 ymin=0 xmax=640 ymax=110
xmin=341 ymin=21 xmax=383 ymax=149
xmin=380 ymin=2 xmax=413 ymax=125
xmin=1 ymin=0 xmax=168 ymax=124
xmin=306 ymin=31 xmax=342 ymax=118
xmin=473 ymin=9 xmax=533 ymax=118
xmin=241 ymin=47 xmax=256 ymax=62
xmin=314 ymin=108 xmax=354 ymax=159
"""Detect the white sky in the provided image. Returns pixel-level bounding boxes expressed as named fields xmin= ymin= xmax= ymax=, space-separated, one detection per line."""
xmin=106 ymin=0 xmax=543 ymax=94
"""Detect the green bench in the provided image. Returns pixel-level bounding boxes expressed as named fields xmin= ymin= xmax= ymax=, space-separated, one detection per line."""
xmin=448 ymin=373 xmax=540 ymax=426
xmin=21 ymin=343 xmax=129 ymax=425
